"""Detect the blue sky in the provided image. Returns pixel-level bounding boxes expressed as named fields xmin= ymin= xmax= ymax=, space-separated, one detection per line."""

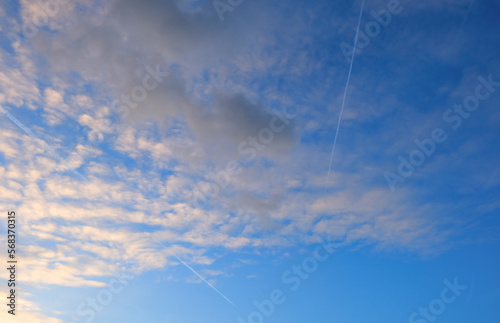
xmin=0 ymin=0 xmax=499 ymax=322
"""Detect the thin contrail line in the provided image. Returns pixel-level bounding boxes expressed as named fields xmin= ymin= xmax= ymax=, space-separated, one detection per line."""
xmin=151 ymin=234 xmax=236 ymax=307
xmin=172 ymin=254 xmax=236 ymax=307
xmin=324 ymin=0 xmax=365 ymax=191
xmin=0 ymin=105 xmax=88 ymax=182
xmin=1 ymin=107 xmax=233 ymax=303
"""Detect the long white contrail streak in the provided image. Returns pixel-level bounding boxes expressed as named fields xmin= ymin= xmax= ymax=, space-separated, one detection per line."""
xmin=324 ymin=0 xmax=366 ymax=191
xmin=0 ymin=105 xmax=88 ymax=182
xmin=151 ymin=233 xmax=236 ymax=307
xmin=172 ymin=254 xmax=237 ymax=307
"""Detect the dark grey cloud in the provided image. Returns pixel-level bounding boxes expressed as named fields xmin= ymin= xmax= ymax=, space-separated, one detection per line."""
xmin=28 ymin=0 xmax=296 ymax=161
xmin=184 ymin=92 xmax=296 ymax=159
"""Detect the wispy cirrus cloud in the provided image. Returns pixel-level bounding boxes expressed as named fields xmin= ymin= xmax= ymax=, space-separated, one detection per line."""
xmin=1 ymin=0 xmax=499 ymax=321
